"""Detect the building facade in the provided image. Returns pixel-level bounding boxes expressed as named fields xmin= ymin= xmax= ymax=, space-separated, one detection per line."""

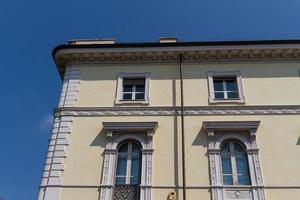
xmin=38 ymin=39 xmax=300 ymax=200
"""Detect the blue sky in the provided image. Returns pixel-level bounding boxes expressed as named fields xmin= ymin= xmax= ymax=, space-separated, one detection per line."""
xmin=0 ymin=0 xmax=300 ymax=199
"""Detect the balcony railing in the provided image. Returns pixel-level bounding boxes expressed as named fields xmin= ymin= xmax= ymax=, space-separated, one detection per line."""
xmin=113 ymin=184 xmax=139 ymax=200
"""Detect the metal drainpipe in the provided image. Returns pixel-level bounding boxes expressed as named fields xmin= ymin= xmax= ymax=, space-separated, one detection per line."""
xmin=179 ymin=53 xmax=187 ymax=200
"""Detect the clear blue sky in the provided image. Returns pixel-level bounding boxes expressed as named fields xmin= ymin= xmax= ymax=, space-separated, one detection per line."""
xmin=0 ymin=0 xmax=300 ymax=199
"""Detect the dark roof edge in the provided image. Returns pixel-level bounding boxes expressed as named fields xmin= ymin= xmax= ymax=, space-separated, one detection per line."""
xmin=52 ymin=39 xmax=300 ymax=58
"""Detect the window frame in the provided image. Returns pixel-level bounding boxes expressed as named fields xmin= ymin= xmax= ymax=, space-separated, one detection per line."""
xmin=220 ymin=141 xmax=251 ymax=186
xmin=115 ymin=72 xmax=150 ymax=104
xmin=202 ymin=121 xmax=265 ymax=200
xmin=207 ymin=71 xmax=245 ymax=104
xmin=115 ymin=141 xmax=142 ymax=185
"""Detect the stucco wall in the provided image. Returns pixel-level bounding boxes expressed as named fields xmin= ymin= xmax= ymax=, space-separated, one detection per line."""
xmin=46 ymin=61 xmax=300 ymax=200
xmin=59 ymin=114 xmax=300 ymax=199
xmin=75 ymin=62 xmax=300 ymax=107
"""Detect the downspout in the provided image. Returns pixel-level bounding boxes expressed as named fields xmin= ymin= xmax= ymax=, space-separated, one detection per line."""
xmin=179 ymin=53 xmax=187 ymax=200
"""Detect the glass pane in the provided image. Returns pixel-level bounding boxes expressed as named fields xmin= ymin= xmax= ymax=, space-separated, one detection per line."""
xmin=221 ymin=156 xmax=232 ymax=174
xmin=226 ymin=79 xmax=237 ymax=91
xmin=123 ymin=85 xmax=133 ymax=92
xmin=132 ymin=143 xmax=140 ymax=153
xmin=236 ymin=157 xmax=250 ymax=185
xmin=130 ymin=155 xmax=140 ymax=184
xmin=227 ymin=92 xmax=238 ymax=99
xmin=116 ymin=156 xmax=127 ymax=184
xmin=123 ymin=93 xmax=132 ymax=100
xmin=234 ymin=143 xmax=244 ymax=153
xmin=136 ymin=85 xmax=145 ymax=92
xmin=223 ymin=175 xmax=233 ymax=185
xmin=130 ymin=143 xmax=141 ymax=184
xmin=119 ymin=144 xmax=128 ymax=153
xmin=214 ymin=92 xmax=224 ymax=99
xmin=123 ymin=78 xmax=145 ymax=86
xmin=213 ymin=80 xmax=224 ymax=91
xmin=238 ymin=174 xmax=250 ymax=185
xmin=221 ymin=143 xmax=230 ymax=153
xmin=135 ymin=93 xmax=145 ymax=100
xmin=116 ymin=177 xmax=126 ymax=185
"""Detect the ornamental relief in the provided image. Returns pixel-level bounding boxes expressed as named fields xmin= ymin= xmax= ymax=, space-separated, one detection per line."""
xmin=226 ymin=190 xmax=252 ymax=200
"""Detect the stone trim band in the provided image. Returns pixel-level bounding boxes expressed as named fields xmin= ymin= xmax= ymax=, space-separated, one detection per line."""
xmin=54 ymin=105 xmax=300 ymax=117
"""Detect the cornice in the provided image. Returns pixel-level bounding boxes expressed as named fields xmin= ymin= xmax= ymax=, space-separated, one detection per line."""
xmin=54 ymin=105 xmax=300 ymax=117
xmin=54 ymin=44 xmax=300 ymax=79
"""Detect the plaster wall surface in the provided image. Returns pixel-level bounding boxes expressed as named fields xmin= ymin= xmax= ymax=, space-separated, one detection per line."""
xmin=76 ymin=62 xmax=300 ymax=107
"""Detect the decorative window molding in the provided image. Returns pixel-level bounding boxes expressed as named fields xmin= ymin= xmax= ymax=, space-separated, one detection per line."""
xmin=207 ymin=71 xmax=245 ymax=104
xmin=202 ymin=121 xmax=265 ymax=200
xmin=100 ymin=122 xmax=158 ymax=200
xmin=115 ymin=72 xmax=150 ymax=104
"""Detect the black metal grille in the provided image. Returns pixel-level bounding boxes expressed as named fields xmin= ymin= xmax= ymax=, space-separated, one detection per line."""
xmin=113 ymin=185 xmax=139 ymax=200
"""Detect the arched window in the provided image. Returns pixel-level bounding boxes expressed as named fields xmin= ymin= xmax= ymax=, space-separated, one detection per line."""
xmin=113 ymin=141 xmax=141 ymax=200
xmin=221 ymin=141 xmax=250 ymax=185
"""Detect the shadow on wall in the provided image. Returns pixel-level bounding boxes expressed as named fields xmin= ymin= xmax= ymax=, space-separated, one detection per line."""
xmin=89 ymin=128 xmax=107 ymax=200
xmin=90 ymin=129 xmax=107 ymax=148
xmin=296 ymin=136 xmax=300 ymax=145
xmin=192 ymin=127 xmax=208 ymax=148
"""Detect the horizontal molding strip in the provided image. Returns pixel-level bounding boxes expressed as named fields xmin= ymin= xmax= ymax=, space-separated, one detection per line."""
xmin=54 ymin=105 xmax=300 ymax=116
xmin=40 ymin=184 xmax=300 ymax=189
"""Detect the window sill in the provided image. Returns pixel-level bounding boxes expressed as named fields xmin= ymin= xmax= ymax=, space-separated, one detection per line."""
xmin=209 ymin=97 xmax=245 ymax=104
xmin=115 ymin=99 xmax=149 ymax=105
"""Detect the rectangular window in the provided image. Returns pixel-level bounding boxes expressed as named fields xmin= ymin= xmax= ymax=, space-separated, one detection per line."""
xmin=207 ymin=71 xmax=245 ymax=103
xmin=115 ymin=72 xmax=150 ymax=104
xmin=122 ymin=78 xmax=145 ymax=101
xmin=213 ymin=77 xmax=239 ymax=100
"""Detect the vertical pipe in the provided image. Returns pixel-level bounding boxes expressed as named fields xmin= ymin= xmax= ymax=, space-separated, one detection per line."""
xmin=179 ymin=53 xmax=187 ymax=200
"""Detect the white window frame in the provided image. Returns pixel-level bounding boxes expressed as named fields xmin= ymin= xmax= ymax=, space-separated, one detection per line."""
xmin=203 ymin=121 xmax=265 ymax=200
xmin=207 ymin=71 xmax=245 ymax=104
xmin=221 ymin=141 xmax=250 ymax=186
xmin=115 ymin=72 xmax=150 ymax=104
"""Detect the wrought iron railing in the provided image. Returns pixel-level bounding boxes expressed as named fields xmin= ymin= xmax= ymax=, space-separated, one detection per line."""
xmin=113 ymin=184 xmax=139 ymax=200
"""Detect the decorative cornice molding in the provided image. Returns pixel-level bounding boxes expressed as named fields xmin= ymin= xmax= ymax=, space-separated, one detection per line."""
xmin=54 ymin=46 xmax=300 ymax=77
xmin=54 ymin=105 xmax=300 ymax=116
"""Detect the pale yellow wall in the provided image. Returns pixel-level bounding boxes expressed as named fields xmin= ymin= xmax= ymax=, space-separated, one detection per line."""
xmin=59 ymin=61 xmax=300 ymax=199
xmin=76 ymin=62 xmax=300 ymax=107
xmin=61 ymin=115 xmax=300 ymax=199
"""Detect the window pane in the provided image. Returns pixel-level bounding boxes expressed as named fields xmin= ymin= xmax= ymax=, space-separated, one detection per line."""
xmin=213 ymin=80 xmax=224 ymax=91
xmin=221 ymin=143 xmax=230 ymax=153
xmin=132 ymin=143 xmax=140 ymax=153
xmin=119 ymin=144 xmax=128 ymax=152
xmin=123 ymin=78 xmax=145 ymax=86
xmin=223 ymin=175 xmax=233 ymax=185
xmin=214 ymin=92 xmax=224 ymax=99
xmin=221 ymin=156 xmax=232 ymax=174
xmin=135 ymin=93 xmax=145 ymax=100
xmin=116 ymin=156 xmax=127 ymax=183
xmin=123 ymin=93 xmax=132 ymax=100
xmin=234 ymin=143 xmax=244 ymax=153
xmin=123 ymin=85 xmax=133 ymax=92
xmin=136 ymin=85 xmax=145 ymax=92
xmin=236 ymin=157 xmax=250 ymax=185
xmin=116 ymin=177 xmax=126 ymax=185
xmin=238 ymin=174 xmax=250 ymax=185
xmin=226 ymin=79 xmax=237 ymax=91
xmin=130 ymin=155 xmax=140 ymax=184
xmin=227 ymin=92 xmax=238 ymax=99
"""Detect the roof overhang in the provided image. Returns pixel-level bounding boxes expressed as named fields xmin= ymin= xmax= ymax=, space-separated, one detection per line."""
xmin=52 ymin=40 xmax=300 ymax=80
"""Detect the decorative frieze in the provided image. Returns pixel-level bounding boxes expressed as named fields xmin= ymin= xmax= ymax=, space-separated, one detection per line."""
xmin=54 ymin=46 xmax=300 ymax=76
xmin=54 ymin=105 xmax=300 ymax=117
